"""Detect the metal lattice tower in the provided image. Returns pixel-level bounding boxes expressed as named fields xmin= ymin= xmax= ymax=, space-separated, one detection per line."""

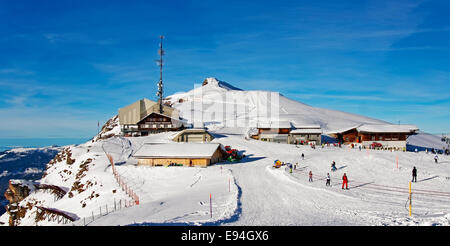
xmin=156 ymin=35 xmax=164 ymax=114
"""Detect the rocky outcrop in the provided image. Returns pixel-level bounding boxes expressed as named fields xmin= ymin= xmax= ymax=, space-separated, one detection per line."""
xmin=93 ymin=115 xmax=119 ymax=142
xmin=4 ymin=180 xmax=34 ymax=226
xmin=42 ymin=147 xmax=75 ymax=178
xmin=3 ymin=180 xmax=68 ymax=226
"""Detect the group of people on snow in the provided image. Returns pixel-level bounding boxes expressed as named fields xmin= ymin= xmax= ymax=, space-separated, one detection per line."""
xmin=307 ymin=169 xmax=349 ymax=189
xmin=296 ymin=156 xmax=349 ymax=190
xmin=293 ymin=153 xmax=422 ymax=190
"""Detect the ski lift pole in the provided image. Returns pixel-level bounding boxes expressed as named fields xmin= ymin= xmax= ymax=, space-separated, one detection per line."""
xmin=409 ymin=182 xmax=412 ymax=216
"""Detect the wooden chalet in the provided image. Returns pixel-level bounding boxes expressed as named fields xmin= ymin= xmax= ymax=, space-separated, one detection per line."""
xmin=119 ymin=98 xmax=186 ymax=136
xmin=289 ymin=124 xmax=322 ymax=145
xmin=133 ymin=143 xmax=227 ymax=167
xmin=253 ymin=121 xmax=292 ymax=143
xmin=329 ymin=124 xmax=419 ymax=149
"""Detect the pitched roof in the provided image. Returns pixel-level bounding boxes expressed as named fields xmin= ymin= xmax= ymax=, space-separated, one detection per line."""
xmin=171 ymin=129 xmax=214 ymax=140
xmin=290 ymin=123 xmax=321 ymax=129
xmin=326 ymin=124 xmax=419 ymax=134
xmin=357 ymin=124 xmax=419 ymax=133
xmin=290 ymin=129 xmax=323 ymax=134
xmin=118 ymin=98 xmax=179 ymax=125
xmin=326 ymin=124 xmax=362 ymax=134
xmin=133 ymin=143 xmax=224 ymax=158
xmin=257 ymin=121 xmax=292 ymax=129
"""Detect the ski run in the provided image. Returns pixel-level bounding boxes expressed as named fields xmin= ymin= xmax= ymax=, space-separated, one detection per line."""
xmin=1 ymin=78 xmax=449 ymax=226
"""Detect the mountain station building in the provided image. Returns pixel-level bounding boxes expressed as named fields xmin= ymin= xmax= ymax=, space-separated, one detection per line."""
xmin=118 ymin=98 xmax=186 ymax=136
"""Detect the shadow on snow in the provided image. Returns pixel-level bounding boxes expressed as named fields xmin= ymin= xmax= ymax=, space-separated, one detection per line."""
xmin=128 ymin=172 xmax=243 ymax=226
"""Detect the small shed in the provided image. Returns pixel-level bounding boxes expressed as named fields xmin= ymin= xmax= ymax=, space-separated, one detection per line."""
xmin=133 ymin=143 xmax=226 ymax=167
xmin=172 ymin=129 xmax=215 ymax=143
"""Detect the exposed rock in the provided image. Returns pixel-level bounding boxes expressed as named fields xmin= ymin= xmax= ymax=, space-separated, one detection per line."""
xmin=4 ymin=180 xmax=33 ymax=226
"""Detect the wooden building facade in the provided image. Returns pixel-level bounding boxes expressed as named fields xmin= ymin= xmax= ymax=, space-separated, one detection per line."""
xmin=289 ymin=125 xmax=322 ymax=145
xmin=133 ymin=143 xmax=227 ymax=167
xmin=119 ymin=98 xmax=185 ymax=137
xmin=252 ymin=122 xmax=292 ymax=143
xmin=172 ymin=129 xmax=215 ymax=143
xmin=330 ymin=124 xmax=419 ymax=149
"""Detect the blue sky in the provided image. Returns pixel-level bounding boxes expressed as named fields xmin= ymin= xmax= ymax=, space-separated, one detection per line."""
xmin=0 ymin=0 xmax=449 ymax=138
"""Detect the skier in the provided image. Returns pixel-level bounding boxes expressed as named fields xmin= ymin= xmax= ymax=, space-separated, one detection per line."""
xmin=412 ymin=167 xmax=417 ymax=182
xmin=359 ymin=145 xmax=362 ymax=151
xmin=301 ymin=153 xmax=305 ymax=160
xmin=289 ymin=163 xmax=293 ymax=173
xmin=309 ymin=171 xmax=313 ymax=182
xmin=326 ymin=173 xmax=331 ymax=187
xmin=434 ymin=155 xmax=438 ymax=163
xmin=294 ymin=163 xmax=297 ymax=170
xmin=342 ymin=173 xmax=348 ymax=190
xmin=331 ymin=161 xmax=337 ymax=172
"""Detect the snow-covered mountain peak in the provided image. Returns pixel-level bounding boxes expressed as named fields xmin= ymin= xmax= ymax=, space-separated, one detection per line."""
xmin=167 ymin=77 xmax=386 ymax=133
xmin=166 ymin=77 xmax=444 ymax=147
xmin=202 ymin=77 xmax=242 ymax=91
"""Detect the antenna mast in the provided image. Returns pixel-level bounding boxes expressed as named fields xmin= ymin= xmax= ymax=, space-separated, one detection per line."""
xmin=156 ymin=35 xmax=164 ymax=114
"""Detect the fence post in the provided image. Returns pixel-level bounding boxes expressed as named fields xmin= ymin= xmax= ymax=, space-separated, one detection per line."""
xmin=114 ymin=198 xmax=117 ymax=211
xmin=100 ymin=207 xmax=102 ymax=216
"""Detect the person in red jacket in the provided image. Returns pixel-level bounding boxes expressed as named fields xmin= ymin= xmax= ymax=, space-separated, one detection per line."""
xmin=342 ymin=173 xmax=349 ymax=190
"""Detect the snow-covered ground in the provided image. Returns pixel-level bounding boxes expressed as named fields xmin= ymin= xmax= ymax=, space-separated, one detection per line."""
xmin=91 ymin=134 xmax=450 ymax=226
xmin=1 ymin=77 xmax=448 ymax=226
xmin=89 ymin=165 xmax=237 ymax=226
xmin=211 ymin=135 xmax=450 ymax=226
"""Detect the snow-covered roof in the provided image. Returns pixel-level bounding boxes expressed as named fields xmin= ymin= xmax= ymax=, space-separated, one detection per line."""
xmin=327 ymin=124 xmax=419 ymax=134
xmin=357 ymin=124 xmax=419 ymax=133
xmin=326 ymin=124 xmax=362 ymax=134
xmin=291 ymin=123 xmax=321 ymax=129
xmin=257 ymin=121 xmax=292 ymax=129
xmin=133 ymin=143 xmax=223 ymax=158
xmin=171 ymin=129 xmax=213 ymax=140
xmin=290 ymin=129 xmax=323 ymax=134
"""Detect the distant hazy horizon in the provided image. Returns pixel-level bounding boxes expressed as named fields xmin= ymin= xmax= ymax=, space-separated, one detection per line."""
xmin=0 ymin=138 xmax=89 ymax=151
